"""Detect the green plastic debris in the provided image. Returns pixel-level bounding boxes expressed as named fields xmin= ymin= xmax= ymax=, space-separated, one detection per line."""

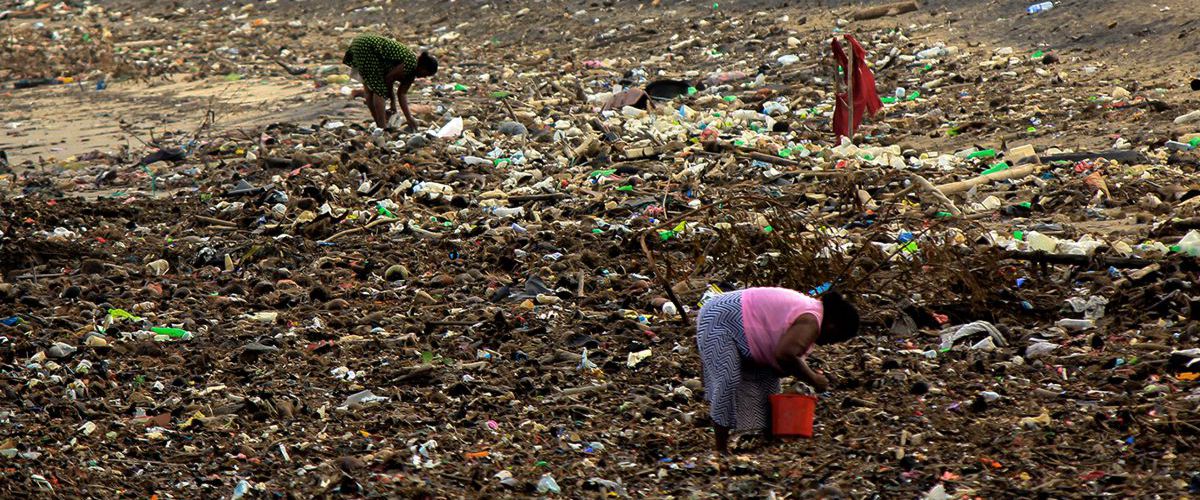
xmin=1032 ymin=50 xmax=1045 ymax=59
xmin=881 ymin=96 xmax=898 ymax=104
xmin=658 ymin=230 xmax=676 ymax=241
xmin=589 ymin=169 xmax=616 ymax=178
xmin=1026 ymin=126 xmax=1037 ymax=133
xmin=778 ymin=148 xmax=793 ymax=158
xmin=935 ymin=211 xmax=953 ymax=218
xmin=377 ymin=204 xmax=397 ymax=219
xmin=1190 ymin=137 xmax=1200 ymax=148
xmin=687 ymin=86 xmax=698 ymax=95
xmin=723 ymin=95 xmax=737 ymax=102
xmin=763 ymin=225 xmax=774 ymax=233
xmin=592 ymin=228 xmax=604 ymax=234
xmin=1019 ymin=202 xmax=1032 ymax=209
xmin=108 ymin=308 xmax=143 ymax=322
xmin=422 ymin=351 xmax=434 ymax=363
xmin=947 ymin=128 xmax=960 ymax=137
xmin=616 ymin=185 xmax=634 ymax=192
xmin=981 ymin=162 xmax=1010 ymax=175
xmin=453 ymin=83 xmax=469 ymax=91
xmin=1013 ymin=230 xmax=1025 ymax=241
xmin=535 ymin=460 xmax=549 ymax=467
xmin=967 ymin=149 xmax=997 ymax=160
xmin=906 ymin=91 xmax=920 ymax=101
xmin=151 ymin=327 xmax=191 ymax=339
xmin=489 ymin=91 xmax=511 ymax=99
xmin=1170 ymin=245 xmax=1182 ymax=253
xmin=902 ymin=241 xmax=919 ymax=253
xmin=224 ymin=73 xmax=244 ymax=81
xmin=733 ymin=139 xmax=746 ymax=147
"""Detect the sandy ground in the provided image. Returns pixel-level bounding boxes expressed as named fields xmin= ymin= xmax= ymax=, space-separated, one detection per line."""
xmin=0 ymin=75 xmax=353 ymax=163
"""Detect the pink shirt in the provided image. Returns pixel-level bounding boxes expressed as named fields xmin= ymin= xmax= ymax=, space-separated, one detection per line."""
xmin=741 ymin=288 xmax=823 ymax=369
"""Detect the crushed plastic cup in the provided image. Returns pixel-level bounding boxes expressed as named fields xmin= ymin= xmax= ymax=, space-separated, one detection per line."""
xmin=537 ymin=474 xmax=561 ymax=494
xmin=436 ymin=117 xmax=464 ymax=138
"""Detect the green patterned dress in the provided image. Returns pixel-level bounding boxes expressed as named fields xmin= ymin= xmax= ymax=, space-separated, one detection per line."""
xmin=342 ymin=34 xmax=417 ymax=97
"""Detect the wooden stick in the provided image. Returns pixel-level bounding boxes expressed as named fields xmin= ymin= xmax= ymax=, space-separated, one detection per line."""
xmin=907 ymin=173 xmax=962 ymax=216
xmin=116 ymin=39 xmax=167 ymax=49
xmin=1001 ymin=251 xmax=1153 ymax=269
xmin=15 ymin=273 xmax=64 ymax=280
xmin=507 ymin=193 xmax=568 ymax=204
xmin=324 ymin=217 xmax=404 ymax=242
xmin=852 ymin=1 xmax=920 ymax=21
xmin=845 ymin=38 xmax=856 ymax=141
xmin=195 ymin=215 xmax=237 ymax=227
xmin=743 ymin=152 xmax=852 ymax=177
xmin=1113 ymin=263 xmax=1161 ymax=288
xmin=458 ymin=361 xmax=489 ymax=370
xmin=934 ymin=163 xmax=1043 ymax=195
xmin=552 ymin=383 xmax=611 ymax=399
xmin=640 ymin=232 xmax=691 ymax=328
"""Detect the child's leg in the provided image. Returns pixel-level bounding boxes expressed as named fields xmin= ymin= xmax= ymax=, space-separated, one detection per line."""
xmin=364 ymin=90 xmax=387 ymax=127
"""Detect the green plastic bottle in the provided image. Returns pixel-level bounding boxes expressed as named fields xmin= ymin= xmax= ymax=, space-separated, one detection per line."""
xmin=151 ymin=327 xmax=191 ymax=339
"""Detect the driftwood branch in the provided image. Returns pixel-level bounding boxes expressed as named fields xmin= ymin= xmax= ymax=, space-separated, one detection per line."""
xmin=1001 ymin=250 xmax=1153 ymax=269
xmin=853 ymin=1 xmax=919 ymax=21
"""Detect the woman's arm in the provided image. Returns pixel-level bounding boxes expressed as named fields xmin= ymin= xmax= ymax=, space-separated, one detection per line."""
xmin=774 ymin=315 xmax=826 ymax=390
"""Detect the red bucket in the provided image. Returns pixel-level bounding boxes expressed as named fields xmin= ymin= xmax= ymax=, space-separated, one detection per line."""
xmin=770 ymin=393 xmax=817 ymax=438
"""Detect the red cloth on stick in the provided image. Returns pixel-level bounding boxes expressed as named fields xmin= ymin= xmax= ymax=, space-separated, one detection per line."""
xmin=831 ymin=35 xmax=882 ymax=141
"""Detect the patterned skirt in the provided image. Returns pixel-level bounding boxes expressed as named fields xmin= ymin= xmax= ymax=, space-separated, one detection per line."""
xmin=695 ymin=290 xmax=780 ymax=431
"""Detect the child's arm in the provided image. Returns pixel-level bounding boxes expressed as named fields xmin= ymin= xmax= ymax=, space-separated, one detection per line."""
xmin=398 ymin=82 xmax=417 ymax=130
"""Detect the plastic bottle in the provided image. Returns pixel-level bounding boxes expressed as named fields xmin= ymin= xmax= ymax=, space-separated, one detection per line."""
xmin=916 ymin=46 xmax=947 ymax=60
xmin=1175 ymin=110 xmax=1200 ymax=125
xmin=151 ymin=327 xmax=192 ymax=340
xmin=1165 ymin=141 xmax=1193 ymax=152
xmin=731 ymin=110 xmax=766 ymax=122
xmin=1055 ymin=318 xmax=1094 ymax=330
xmin=1178 ymin=230 xmax=1200 ymax=256
xmin=966 ymin=149 xmax=997 ymax=160
xmin=1024 ymin=231 xmax=1058 ymax=252
xmin=536 ymin=475 xmax=561 ymax=494
xmin=231 ymin=480 xmax=250 ymax=500
xmin=762 ymin=101 xmax=789 ymax=116
xmin=1026 ymin=2 xmax=1053 ymax=14
xmin=463 ymin=156 xmax=491 ymax=167
xmin=412 ymin=182 xmax=453 ymax=196
xmin=487 ymin=206 xmax=525 ymax=218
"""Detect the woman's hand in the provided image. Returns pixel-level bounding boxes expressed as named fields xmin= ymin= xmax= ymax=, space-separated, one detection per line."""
xmin=797 ymin=360 xmax=829 ymax=392
xmin=809 ymin=370 xmax=830 ymax=392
